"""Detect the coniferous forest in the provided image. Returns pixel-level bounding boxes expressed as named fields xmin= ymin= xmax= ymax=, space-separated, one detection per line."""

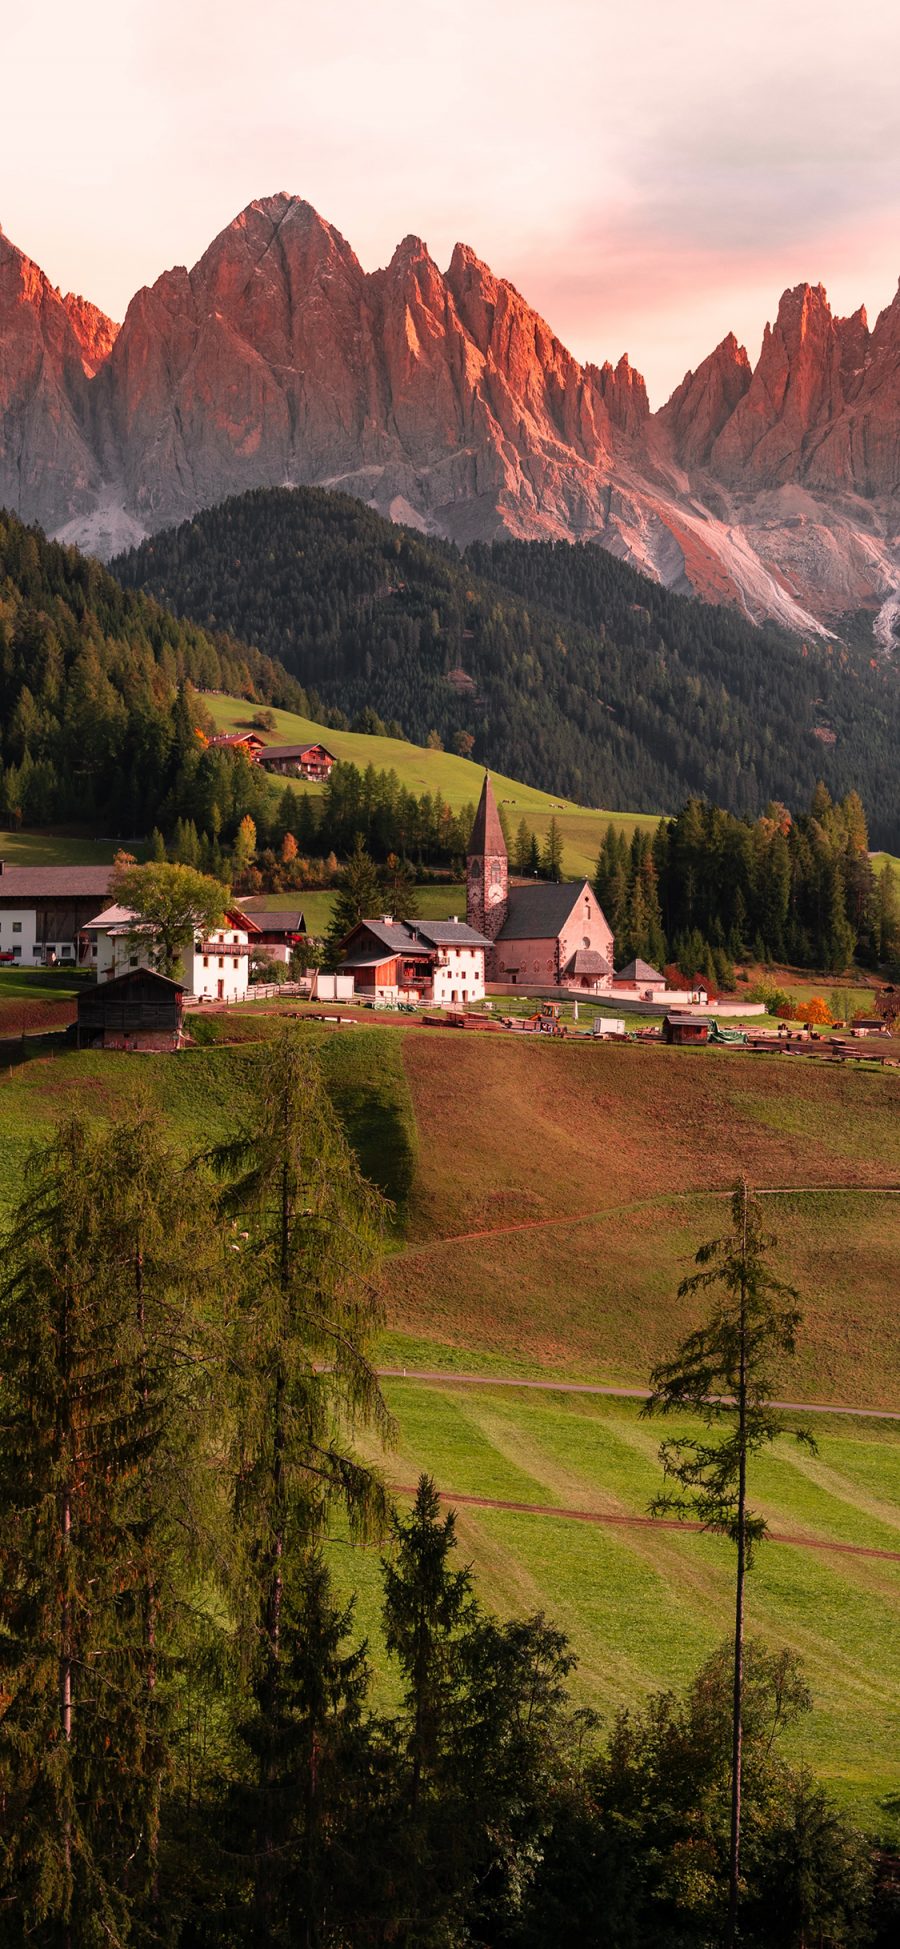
xmin=0 ymin=512 xmax=308 ymax=833
xmin=0 ymin=1031 xmax=888 ymax=1949
xmin=115 ymin=486 xmax=900 ymax=848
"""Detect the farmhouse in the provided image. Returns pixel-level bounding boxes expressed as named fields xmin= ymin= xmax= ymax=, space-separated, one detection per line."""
xmin=260 ymin=742 xmax=336 ymax=781
xmin=76 ymin=967 xmax=186 ymax=1050
xmin=466 ymin=775 xmax=614 ymax=989
xmin=338 ymin=917 xmax=491 ymax=1004
xmin=83 ymin=904 xmax=254 ymax=1003
xmin=0 ymin=861 xmax=114 ymax=966
xmin=235 ymin=908 xmax=307 ymax=965
xmin=206 ymin=731 xmax=266 ymax=759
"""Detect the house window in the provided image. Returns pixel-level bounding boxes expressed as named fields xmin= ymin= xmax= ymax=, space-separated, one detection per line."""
xmin=203 ymin=955 xmax=209 ymax=968
xmin=233 ymin=958 xmax=239 ymax=969
xmin=12 ymin=922 xmax=21 ymax=933
xmin=218 ymin=957 xmax=224 ymax=969
xmin=129 ymin=955 xmax=138 ymax=968
xmin=12 ymin=947 xmax=20 ymax=960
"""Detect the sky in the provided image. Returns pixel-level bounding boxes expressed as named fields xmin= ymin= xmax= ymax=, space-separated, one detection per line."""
xmin=4 ymin=0 xmax=900 ymax=405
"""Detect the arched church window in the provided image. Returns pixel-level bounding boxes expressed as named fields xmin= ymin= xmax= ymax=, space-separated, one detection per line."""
xmin=491 ymin=861 xmax=502 ymax=885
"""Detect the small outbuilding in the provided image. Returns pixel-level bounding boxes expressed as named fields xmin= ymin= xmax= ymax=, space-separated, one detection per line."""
xmin=662 ymin=1011 xmax=709 ymax=1046
xmin=76 ymin=966 xmax=185 ymax=1050
xmin=615 ymin=958 xmax=667 ymax=994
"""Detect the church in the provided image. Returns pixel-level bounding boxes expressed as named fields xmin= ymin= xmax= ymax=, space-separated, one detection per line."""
xmin=466 ymin=774 xmax=615 ymax=990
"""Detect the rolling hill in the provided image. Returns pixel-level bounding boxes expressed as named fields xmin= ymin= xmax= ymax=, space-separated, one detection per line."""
xmin=115 ymin=486 xmax=900 ymax=847
xmin=0 ymin=1019 xmax=896 ymax=1834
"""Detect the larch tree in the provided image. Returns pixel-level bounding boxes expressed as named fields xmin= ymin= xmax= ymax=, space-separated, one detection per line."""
xmin=642 ymin=1180 xmax=815 ymax=1949
xmin=0 ymin=1111 xmax=219 ymax=1943
xmin=202 ymin=1027 xmax=392 ymax=1931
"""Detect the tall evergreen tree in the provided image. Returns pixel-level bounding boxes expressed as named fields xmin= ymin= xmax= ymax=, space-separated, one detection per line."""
xmin=203 ymin=1028 xmax=392 ymax=1933
xmin=0 ymin=1112 xmax=217 ymax=1944
xmin=324 ymin=833 xmax=382 ymax=965
xmin=644 ymin=1182 xmax=815 ymax=1949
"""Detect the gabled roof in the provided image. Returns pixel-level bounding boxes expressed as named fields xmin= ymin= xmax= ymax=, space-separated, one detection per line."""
xmin=83 ymin=903 xmax=136 ymax=930
xmin=497 ymin=881 xmax=590 ymax=941
xmin=565 ymin=948 xmax=612 ymax=976
xmin=235 ymin=910 xmax=306 ymax=935
xmin=340 ymin=917 xmax=492 ymax=961
xmin=414 ymin=920 xmax=493 ymax=949
xmin=0 ymin=865 xmax=114 ymax=897
xmin=85 ymin=966 xmax=186 ymax=997
xmin=342 ymin=920 xmax=431 ymax=957
xmin=616 ymin=958 xmax=665 ymax=982
xmin=467 ymin=773 xmax=507 ymax=859
xmin=260 ymin=742 xmax=336 ymax=762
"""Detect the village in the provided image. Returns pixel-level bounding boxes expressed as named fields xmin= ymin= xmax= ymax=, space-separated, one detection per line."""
xmin=1 ymin=773 xmax=896 ymax=1066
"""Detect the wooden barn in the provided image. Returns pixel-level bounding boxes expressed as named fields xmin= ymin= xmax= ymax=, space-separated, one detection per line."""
xmin=76 ymin=967 xmax=185 ymax=1050
xmin=259 ymin=741 xmax=336 ymax=781
xmin=662 ymin=1011 xmax=709 ymax=1046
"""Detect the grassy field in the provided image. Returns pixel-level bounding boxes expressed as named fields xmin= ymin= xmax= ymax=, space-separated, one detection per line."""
xmin=205 ymin=692 xmax=658 ymax=877
xmin=0 ymin=829 xmax=124 ymax=866
xmin=2 ymin=1017 xmax=896 ymax=1834
xmin=337 ymin=1382 xmax=899 ymax=1838
xmin=0 ymin=967 xmax=88 ymax=1036
xmin=241 ymin=883 xmax=468 ymax=935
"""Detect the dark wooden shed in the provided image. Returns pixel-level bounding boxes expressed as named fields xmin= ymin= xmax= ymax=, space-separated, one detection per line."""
xmin=77 ymin=967 xmax=185 ymax=1050
xmin=662 ymin=1011 xmax=709 ymax=1046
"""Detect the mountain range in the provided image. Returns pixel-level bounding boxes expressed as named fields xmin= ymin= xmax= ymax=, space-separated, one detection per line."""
xmin=2 ymin=192 xmax=900 ymax=637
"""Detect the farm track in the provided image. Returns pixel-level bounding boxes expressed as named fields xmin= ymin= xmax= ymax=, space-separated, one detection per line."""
xmin=392 ymin=1485 xmax=900 ymax=1561
xmin=377 ymin=1370 xmax=900 ymax=1421
xmin=394 ymin=1182 xmax=900 ymax=1261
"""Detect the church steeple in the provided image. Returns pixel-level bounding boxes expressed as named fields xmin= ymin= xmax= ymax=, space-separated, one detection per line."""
xmin=466 ymin=772 xmax=508 ymax=943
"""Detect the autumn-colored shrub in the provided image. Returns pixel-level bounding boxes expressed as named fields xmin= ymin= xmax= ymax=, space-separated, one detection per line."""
xmin=795 ymin=997 xmax=832 ymax=1025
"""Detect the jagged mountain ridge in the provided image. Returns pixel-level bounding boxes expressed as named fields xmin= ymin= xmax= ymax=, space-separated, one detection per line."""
xmin=2 ymin=194 xmax=900 ymax=634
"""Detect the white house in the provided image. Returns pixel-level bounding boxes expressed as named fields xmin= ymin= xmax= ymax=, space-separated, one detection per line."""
xmin=83 ymin=905 xmax=252 ymax=1003
xmin=0 ymin=863 xmax=114 ymax=965
xmin=337 ymin=918 xmax=491 ymax=1005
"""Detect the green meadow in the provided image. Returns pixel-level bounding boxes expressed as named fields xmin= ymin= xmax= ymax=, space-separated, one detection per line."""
xmin=0 ymin=1017 xmax=896 ymax=1834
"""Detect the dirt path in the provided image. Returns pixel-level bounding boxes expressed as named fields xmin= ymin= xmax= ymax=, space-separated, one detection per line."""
xmin=395 ymin=1182 xmax=900 ymax=1261
xmin=392 ymin=1485 xmax=900 ymax=1562
xmin=377 ymin=1370 xmax=900 ymax=1421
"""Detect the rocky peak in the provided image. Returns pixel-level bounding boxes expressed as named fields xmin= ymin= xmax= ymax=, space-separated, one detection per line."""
xmin=595 ymin=354 xmax=650 ymax=438
xmin=655 ymin=333 xmax=752 ymax=468
xmin=62 ymin=292 xmax=119 ymax=375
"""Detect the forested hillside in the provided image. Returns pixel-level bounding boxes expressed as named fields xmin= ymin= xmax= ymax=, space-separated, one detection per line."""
xmin=0 ymin=512 xmax=306 ymax=830
xmin=115 ymin=487 xmax=900 ymax=846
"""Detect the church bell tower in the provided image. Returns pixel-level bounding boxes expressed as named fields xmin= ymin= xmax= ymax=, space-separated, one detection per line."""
xmin=466 ymin=772 xmax=508 ymax=945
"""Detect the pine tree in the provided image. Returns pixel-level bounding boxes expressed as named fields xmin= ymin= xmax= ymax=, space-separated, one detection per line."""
xmin=324 ymin=834 xmax=382 ymax=965
xmin=380 ymin=853 xmax=420 ymax=923
xmin=0 ymin=1112 xmax=218 ymax=1942
xmin=541 ymin=817 xmax=564 ymax=882
xmin=644 ymin=1182 xmax=815 ymax=1949
xmin=382 ymin=1475 xmax=477 ymax=1815
xmin=204 ymin=1029 xmax=392 ymax=1932
xmin=514 ymin=817 xmax=532 ymax=874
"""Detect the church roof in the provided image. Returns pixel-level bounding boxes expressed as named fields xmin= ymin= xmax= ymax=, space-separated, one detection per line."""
xmin=467 ymin=773 xmax=507 ymax=858
xmin=565 ymin=948 xmax=612 ymax=976
xmin=497 ymin=881 xmax=589 ymax=940
xmin=616 ymin=958 xmax=665 ymax=982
